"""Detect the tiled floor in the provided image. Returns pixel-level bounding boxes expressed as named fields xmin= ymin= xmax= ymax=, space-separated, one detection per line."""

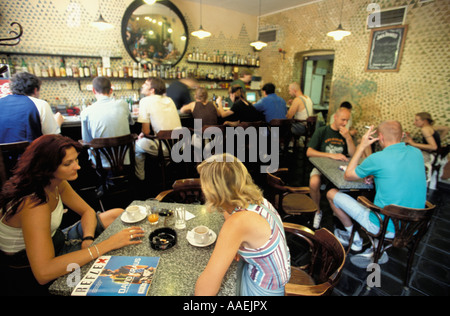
xmin=277 ymin=147 xmax=450 ymax=296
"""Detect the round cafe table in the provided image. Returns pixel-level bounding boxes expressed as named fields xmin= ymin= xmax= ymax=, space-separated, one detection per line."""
xmin=49 ymin=200 xmax=237 ymax=296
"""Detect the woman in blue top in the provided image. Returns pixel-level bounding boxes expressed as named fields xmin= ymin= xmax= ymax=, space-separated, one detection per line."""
xmin=195 ymin=153 xmax=290 ymax=296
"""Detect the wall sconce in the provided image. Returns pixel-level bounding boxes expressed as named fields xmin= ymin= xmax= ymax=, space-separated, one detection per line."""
xmin=278 ymin=48 xmax=286 ymax=60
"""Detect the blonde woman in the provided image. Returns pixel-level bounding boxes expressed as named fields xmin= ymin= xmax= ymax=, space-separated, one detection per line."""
xmin=195 ymin=154 xmax=290 ymax=296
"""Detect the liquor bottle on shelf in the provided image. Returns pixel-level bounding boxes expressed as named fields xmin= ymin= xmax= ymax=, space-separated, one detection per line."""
xmin=21 ymin=58 xmax=27 ymax=73
xmin=83 ymin=60 xmax=90 ymax=77
xmin=33 ymin=63 xmax=41 ymax=77
xmin=97 ymin=63 xmax=103 ymax=78
xmin=90 ymin=63 xmax=97 ymax=77
xmin=41 ymin=62 xmax=49 ymax=78
xmin=54 ymin=61 xmax=61 ymax=77
xmin=48 ymin=62 xmax=54 ymax=77
xmin=59 ymin=59 xmax=67 ymax=77
xmin=78 ymin=61 xmax=84 ymax=78
xmin=72 ymin=63 xmax=79 ymax=78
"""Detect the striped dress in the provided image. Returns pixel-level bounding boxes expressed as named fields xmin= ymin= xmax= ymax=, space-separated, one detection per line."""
xmin=234 ymin=199 xmax=291 ymax=293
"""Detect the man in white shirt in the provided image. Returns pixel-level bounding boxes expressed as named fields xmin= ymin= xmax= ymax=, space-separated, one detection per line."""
xmin=135 ymin=77 xmax=181 ymax=180
xmin=81 ymin=76 xmax=133 ymax=167
xmin=0 ymin=72 xmax=63 ymax=143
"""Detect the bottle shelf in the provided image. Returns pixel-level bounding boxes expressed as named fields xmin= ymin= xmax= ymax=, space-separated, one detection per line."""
xmin=0 ymin=51 xmax=122 ymax=60
xmin=187 ymin=60 xmax=259 ymax=68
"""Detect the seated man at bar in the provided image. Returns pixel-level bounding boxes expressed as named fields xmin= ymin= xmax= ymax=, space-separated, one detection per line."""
xmin=135 ymin=77 xmax=181 ymax=180
xmin=326 ymin=121 xmax=426 ymax=256
xmin=286 ymin=82 xmax=313 ymax=137
xmin=0 ymin=72 xmax=64 ymax=143
xmin=195 ymin=153 xmax=290 ymax=296
xmin=81 ymin=76 xmax=133 ymax=167
xmin=306 ymin=107 xmax=355 ymax=229
xmin=253 ymin=83 xmax=287 ymax=123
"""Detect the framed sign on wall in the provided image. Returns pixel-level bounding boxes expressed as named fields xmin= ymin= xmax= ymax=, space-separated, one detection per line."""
xmin=366 ymin=25 xmax=407 ymax=72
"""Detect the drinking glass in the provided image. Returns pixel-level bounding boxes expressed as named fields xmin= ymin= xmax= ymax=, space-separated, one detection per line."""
xmin=147 ymin=207 xmax=159 ymax=225
xmin=174 ymin=207 xmax=186 ymax=229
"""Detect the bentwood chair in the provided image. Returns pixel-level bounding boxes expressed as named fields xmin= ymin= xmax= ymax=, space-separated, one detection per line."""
xmin=0 ymin=141 xmax=30 ymax=188
xmin=284 ymin=222 xmax=346 ymax=296
xmin=295 ymin=115 xmax=317 ymax=149
xmin=269 ymin=118 xmax=294 ymax=154
xmin=146 ymin=129 xmax=190 ymax=189
xmin=347 ymin=196 xmax=436 ymax=287
xmin=79 ymin=134 xmax=138 ymax=211
xmin=155 ymin=178 xmax=204 ymax=204
xmin=267 ymin=168 xmax=317 ymax=225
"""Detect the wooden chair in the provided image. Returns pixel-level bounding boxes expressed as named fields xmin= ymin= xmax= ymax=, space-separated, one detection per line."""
xmin=347 ymin=196 xmax=436 ymax=287
xmin=267 ymin=168 xmax=317 ymax=224
xmin=154 ymin=178 xmax=204 ymax=204
xmin=284 ymin=222 xmax=346 ymax=296
xmin=269 ymin=118 xmax=294 ymax=154
xmin=0 ymin=141 xmax=29 ymax=188
xmin=295 ymin=115 xmax=317 ymax=148
xmin=429 ymin=144 xmax=449 ymax=189
xmin=79 ymin=134 xmax=138 ymax=211
xmin=146 ymin=129 xmax=190 ymax=189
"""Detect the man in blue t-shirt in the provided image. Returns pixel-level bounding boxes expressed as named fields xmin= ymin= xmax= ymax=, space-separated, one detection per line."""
xmin=253 ymin=83 xmax=287 ymax=123
xmin=327 ymin=121 xmax=427 ymax=255
xmin=0 ymin=72 xmax=63 ymax=143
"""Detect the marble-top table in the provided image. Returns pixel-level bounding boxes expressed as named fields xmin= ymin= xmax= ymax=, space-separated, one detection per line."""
xmin=49 ymin=200 xmax=237 ymax=296
xmin=309 ymin=157 xmax=374 ymax=190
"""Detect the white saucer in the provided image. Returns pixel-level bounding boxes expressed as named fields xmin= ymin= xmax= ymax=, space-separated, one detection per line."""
xmin=121 ymin=206 xmax=147 ymax=223
xmin=186 ymin=229 xmax=217 ymax=247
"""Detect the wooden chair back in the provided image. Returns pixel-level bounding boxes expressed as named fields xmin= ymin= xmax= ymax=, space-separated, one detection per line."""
xmin=267 ymin=169 xmax=316 ymax=220
xmin=284 ymin=222 xmax=346 ymax=296
xmin=80 ymin=134 xmax=137 ymax=210
xmin=0 ymin=141 xmax=30 ymax=188
xmin=155 ymin=178 xmax=204 ymax=204
xmin=355 ymin=196 xmax=436 ymax=286
xmin=146 ymin=129 xmax=191 ymax=189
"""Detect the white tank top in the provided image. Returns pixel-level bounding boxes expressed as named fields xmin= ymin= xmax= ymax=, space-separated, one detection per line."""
xmin=0 ymin=195 xmax=64 ymax=253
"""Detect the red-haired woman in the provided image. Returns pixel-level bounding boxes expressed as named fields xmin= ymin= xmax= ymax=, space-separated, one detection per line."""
xmin=0 ymin=134 xmax=144 ymax=295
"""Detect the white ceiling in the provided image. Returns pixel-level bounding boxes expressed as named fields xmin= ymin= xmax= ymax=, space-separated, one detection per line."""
xmin=183 ymin=0 xmax=322 ymax=16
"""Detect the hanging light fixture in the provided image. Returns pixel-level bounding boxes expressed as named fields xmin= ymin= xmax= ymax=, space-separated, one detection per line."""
xmin=250 ymin=0 xmax=267 ymax=50
xmin=144 ymin=0 xmax=157 ymax=4
xmin=91 ymin=0 xmax=113 ymax=30
xmin=191 ymin=0 xmax=211 ymax=39
xmin=327 ymin=0 xmax=351 ymax=41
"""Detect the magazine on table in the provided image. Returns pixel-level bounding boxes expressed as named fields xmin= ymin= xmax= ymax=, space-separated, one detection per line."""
xmin=71 ymin=255 xmax=160 ymax=296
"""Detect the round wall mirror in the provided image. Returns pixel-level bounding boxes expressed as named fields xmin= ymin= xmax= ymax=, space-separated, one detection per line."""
xmin=121 ymin=0 xmax=189 ymax=67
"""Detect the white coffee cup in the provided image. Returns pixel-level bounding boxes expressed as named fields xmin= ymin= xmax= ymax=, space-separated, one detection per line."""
xmin=193 ymin=226 xmax=211 ymax=245
xmin=126 ymin=205 xmax=141 ymax=220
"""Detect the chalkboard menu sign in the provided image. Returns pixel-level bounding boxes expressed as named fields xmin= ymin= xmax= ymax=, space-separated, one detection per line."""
xmin=366 ymin=25 xmax=407 ymax=72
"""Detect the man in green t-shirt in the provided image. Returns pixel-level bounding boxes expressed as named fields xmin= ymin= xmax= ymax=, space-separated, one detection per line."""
xmin=306 ymin=107 xmax=356 ymax=228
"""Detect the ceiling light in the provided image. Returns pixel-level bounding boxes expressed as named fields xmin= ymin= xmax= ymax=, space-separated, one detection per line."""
xmin=327 ymin=24 xmax=351 ymax=41
xmin=90 ymin=13 xmax=114 ymax=31
xmin=250 ymin=0 xmax=267 ymax=50
xmin=191 ymin=0 xmax=211 ymax=39
xmin=250 ymin=40 xmax=267 ymax=50
xmin=91 ymin=0 xmax=113 ymax=30
xmin=144 ymin=0 xmax=157 ymax=4
xmin=327 ymin=0 xmax=351 ymax=41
